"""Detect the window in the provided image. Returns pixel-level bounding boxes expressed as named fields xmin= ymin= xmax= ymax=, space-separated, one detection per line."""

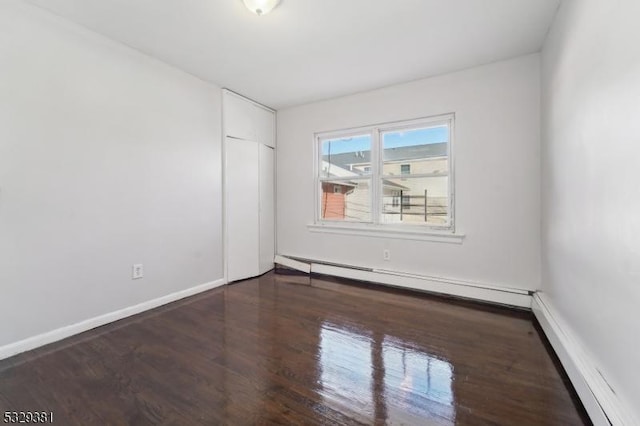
xmin=319 ymin=133 xmax=372 ymax=222
xmin=401 ymin=194 xmax=411 ymax=209
xmin=316 ymin=114 xmax=454 ymax=230
xmin=391 ymin=191 xmax=400 ymax=208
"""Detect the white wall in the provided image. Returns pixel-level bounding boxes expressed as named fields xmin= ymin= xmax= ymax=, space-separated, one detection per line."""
xmin=0 ymin=1 xmax=223 ymax=348
xmin=277 ymin=54 xmax=541 ymax=291
xmin=541 ymin=0 xmax=640 ymax=422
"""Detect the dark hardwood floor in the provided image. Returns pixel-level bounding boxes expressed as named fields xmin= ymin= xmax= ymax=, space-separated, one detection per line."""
xmin=0 ymin=272 xmax=589 ymax=425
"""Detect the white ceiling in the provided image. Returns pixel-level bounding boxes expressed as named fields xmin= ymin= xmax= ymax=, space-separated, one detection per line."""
xmin=25 ymin=0 xmax=560 ymax=109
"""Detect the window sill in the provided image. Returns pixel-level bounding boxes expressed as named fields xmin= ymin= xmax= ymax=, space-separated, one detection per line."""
xmin=307 ymin=223 xmax=465 ymax=244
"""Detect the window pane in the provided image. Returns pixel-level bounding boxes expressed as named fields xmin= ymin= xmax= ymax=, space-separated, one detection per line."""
xmin=381 ymin=176 xmax=448 ymax=225
xmin=320 ymin=135 xmax=371 ymax=179
xmin=382 ymin=126 xmax=448 ymax=176
xmin=321 ymin=179 xmax=371 ymax=222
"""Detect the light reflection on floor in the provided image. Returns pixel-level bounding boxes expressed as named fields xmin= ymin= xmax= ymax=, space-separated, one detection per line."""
xmin=319 ymin=321 xmax=455 ymax=424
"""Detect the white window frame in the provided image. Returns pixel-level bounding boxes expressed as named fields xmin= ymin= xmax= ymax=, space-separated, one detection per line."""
xmin=311 ymin=114 xmax=461 ymax=242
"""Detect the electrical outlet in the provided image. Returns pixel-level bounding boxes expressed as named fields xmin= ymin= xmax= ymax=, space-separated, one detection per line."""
xmin=383 ymin=249 xmax=391 ymax=261
xmin=132 ymin=264 xmax=144 ymax=279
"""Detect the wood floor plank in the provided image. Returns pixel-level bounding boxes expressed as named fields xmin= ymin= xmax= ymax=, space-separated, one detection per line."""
xmin=0 ymin=272 xmax=590 ymax=425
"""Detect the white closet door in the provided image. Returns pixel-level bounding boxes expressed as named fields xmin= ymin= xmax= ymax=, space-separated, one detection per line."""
xmin=226 ymin=137 xmax=260 ymax=282
xmin=259 ymin=144 xmax=275 ymax=274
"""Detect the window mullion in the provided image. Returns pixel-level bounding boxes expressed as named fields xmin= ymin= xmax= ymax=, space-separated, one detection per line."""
xmin=315 ymin=135 xmax=321 ymax=223
xmin=371 ymin=129 xmax=381 ymax=225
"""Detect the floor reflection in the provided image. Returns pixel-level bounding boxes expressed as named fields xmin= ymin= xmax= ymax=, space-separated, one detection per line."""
xmin=382 ymin=336 xmax=455 ymax=423
xmin=319 ymin=321 xmax=455 ymax=424
xmin=319 ymin=324 xmax=374 ymax=420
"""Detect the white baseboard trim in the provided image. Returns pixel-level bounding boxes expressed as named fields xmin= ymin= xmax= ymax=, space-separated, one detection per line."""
xmin=0 ymin=278 xmax=226 ymax=361
xmin=309 ymin=262 xmax=532 ymax=309
xmin=532 ymin=293 xmax=637 ymax=426
xmin=274 ymin=254 xmax=311 ymax=274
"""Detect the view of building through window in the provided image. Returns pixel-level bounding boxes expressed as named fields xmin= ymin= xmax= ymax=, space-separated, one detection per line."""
xmin=320 ymin=134 xmax=372 ymax=222
xmin=317 ymin=116 xmax=452 ymax=228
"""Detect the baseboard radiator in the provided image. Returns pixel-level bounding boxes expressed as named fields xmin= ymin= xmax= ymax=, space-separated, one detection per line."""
xmin=274 ymin=254 xmax=532 ymax=309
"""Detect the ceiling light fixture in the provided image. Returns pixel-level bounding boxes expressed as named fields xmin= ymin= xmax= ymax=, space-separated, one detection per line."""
xmin=242 ymin=0 xmax=281 ymax=16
